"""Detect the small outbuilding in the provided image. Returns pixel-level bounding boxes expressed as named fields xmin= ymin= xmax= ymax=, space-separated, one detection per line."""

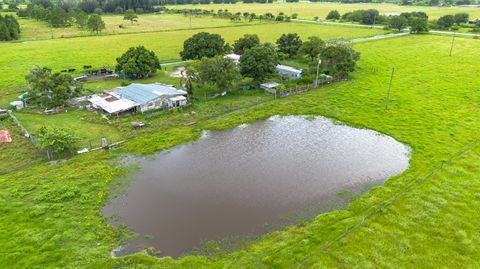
xmin=260 ymin=82 xmax=281 ymax=94
xmin=276 ymin=65 xmax=303 ymax=80
xmin=9 ymin=101 xmax=24 ymax=110
xmin=224 ymin=54 xmax=241 ymax=64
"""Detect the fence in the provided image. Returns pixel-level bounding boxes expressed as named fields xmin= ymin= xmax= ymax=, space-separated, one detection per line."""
xmin=7 ymin=112 xmax=118 ymax=160
xmin=274 ymin=79 xmax=337 ymax=98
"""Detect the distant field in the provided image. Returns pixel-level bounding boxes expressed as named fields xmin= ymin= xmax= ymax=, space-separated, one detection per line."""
xmin=167 ymin=2 xmax=480 ymax=20
xmin=0 ymin=22 xmax=386 ymax=95
xmin=11 ymin=13 xmax=264 ymax=41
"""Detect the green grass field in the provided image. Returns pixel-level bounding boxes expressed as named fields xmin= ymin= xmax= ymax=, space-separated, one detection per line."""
xmin=168 ymin=2 xmax=480 ymax=20
xmin=0 ymin=22 xmax=386 ymax=103
xmin=2 ymin=33 xmax=480 ymax=268
xmin=0 ymin=116 xmax=43 ymax=175
xmin=13 ymin=13 xmax=264 ymax=41
xmin=13 ymin=109 xmax=124 ymax=149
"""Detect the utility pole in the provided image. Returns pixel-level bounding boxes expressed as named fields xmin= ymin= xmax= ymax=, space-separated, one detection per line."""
xmin=385 ymin=67 xmax=395 ymax=111
xmin=449 ymin=32 xmax=456 ymax=56
xmin=189 ymin=10 xmax=192 ymax=28
xmin=315 ymin=58 xmax=322 ymax=87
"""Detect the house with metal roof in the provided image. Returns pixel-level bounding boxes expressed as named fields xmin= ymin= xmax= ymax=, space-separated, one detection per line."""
xmin=89 ymin=83 xmax=188 ymax=115
xmin=115 ymin=83 xmax=187 ymax=113
xmin=276 ymin=65 xmax=303 ymax=80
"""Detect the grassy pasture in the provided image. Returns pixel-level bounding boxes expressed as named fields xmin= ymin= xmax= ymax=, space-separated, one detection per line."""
xmin=13 ymin=110 xmax=124 ymax=149
xmin=168 ymin=2 xmax=480 ymax=20
xmin=2 ymin=34 xmax=480 ymax=268
xmin=13 ymin=13 xmax=264 ymax=41
xmin=0 ymin=22 xmax=386 ymax=103
xmin=0 ymin=116 xmax=43 ymax=175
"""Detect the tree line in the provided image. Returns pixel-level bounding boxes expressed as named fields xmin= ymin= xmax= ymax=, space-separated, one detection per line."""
xmin=0 ymin=14 xmax=20 ymax=41
xmin=324 ymin=9 xmax=430 ymax=33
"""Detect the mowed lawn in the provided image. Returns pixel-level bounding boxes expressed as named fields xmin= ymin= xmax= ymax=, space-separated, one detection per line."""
xmin=168 ymin=2 xmax=480 ymax=20
xmin=13 ymin=110 xmax=124 ymax=148
xmin=0 ymin=22 xmax=386 ymax=92
xmin=14 ymin=13 xmax=265 ymax=41
xmin=2 ymin=34 xmax=480 ymax=268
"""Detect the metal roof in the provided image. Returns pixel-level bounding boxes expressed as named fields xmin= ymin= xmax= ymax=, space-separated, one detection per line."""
xmin=89 ymin=92 xmax=137 ymax=114
xmin=276 ymin=65 xmax=302 ymax=74
xmin=260 ymin=82 xmax=280 ymax=89
xmin=116 ymin=83 xmax=184 ymax=105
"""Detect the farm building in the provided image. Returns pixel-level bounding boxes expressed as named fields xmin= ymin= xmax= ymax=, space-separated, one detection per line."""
xmin=276 ymin=65 xmax=303 ymax=80
xmin=116 ymin=83 xmax=187 ymax=112
xmin=260 ymin=82 xmax=281 ymax=94
xmin=89 ymin=83 xmax=188 ymax=115
xmin=224 ymin=54 xmax=241 ymax=64
xmin=89 ymin=92 xmax=138 ymax=115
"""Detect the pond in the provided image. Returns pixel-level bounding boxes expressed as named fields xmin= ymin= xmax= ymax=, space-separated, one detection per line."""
xmin=102 ymin=115 xmax=410 ymax=258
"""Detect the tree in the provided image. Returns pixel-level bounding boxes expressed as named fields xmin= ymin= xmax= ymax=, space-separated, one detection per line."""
xmin=37 ymin=126 xmax=79 ymax=154
xmin=87 ymin=14 xmax=105 ymax=34
xmin=276 ymin=33 xmax=302 ymax=58
xmin=48 ymin=7 xmax=71 ymax=27
xmin=454 ymin=13 xmax=469 ymax=24
xmin=124 ymin=9 xmax=138 ymax=24
xmin=437 ymin=15 xmax=455 ymax=29
xmin=326 ymin=10 xmax=340 ymax=20
xmin=320 ymin=42 xmax=360 ymax=79
xmin=233 ymin=34 xmax=260 ymax=55
xmin=389 ymin=15 xmax=408 ymax=31
xmin=25 ymin=66 xmax=83 ymax=108
xmin=361 ymin=9 xmax=379 ymax=25
xmin=115 ymin=46 xmax=161 ymax=79
xmin=196 ymin=56 xmax=241 ymax=92
xmin=410 ymin=17 xmax=429 ymax=33
xmin=0 ymin=14 xmax=20 ymax=41
xmin=239 ymin=43 xmax=278 ymax=82
xmin=74 ymin=10 xmax=88 ymax=28
xmin=299 ymin=36 xmax=325 ymax=61
xmin=180 ymin=32 xmax=229 ymax=60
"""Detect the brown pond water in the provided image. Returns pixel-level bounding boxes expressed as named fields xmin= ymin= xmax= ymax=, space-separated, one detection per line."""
xmin=102 ymin=115 xmax=410 ymax=258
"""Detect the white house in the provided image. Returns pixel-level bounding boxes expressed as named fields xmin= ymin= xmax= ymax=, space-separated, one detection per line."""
xmin=276 ymin=65 xmax=303 ymax=80
xmin=89 ymin=83 xmax=188 ymax=115
xmin=115 ymin=83 xmax=187 ymax=113
xmin=224 ymin=53 xmax=241 ymax=64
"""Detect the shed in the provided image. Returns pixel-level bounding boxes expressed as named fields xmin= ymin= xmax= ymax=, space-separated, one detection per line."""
xmin=260 ymin=82 xmax=281 ymax=94
xmin=276 ymin=65 xmax=303 ymax=80
xmin=167 ymin=96 xmax=188 ymax=108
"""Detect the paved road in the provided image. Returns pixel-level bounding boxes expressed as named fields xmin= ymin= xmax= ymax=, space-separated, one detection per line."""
xmin=430 ymin=30 xmax=480 ymax=37
xmin=293 ymin=18 xmax=480 ymax=38
xmin=352 ymin=32 xmax=410 ymax=43
xmin=292 ymin=19 xmax=385 ymax=29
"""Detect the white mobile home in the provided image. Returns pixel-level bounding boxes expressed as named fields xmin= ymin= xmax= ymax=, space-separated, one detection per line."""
xmin=276 ymin=65 xmax=303 ymax=80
